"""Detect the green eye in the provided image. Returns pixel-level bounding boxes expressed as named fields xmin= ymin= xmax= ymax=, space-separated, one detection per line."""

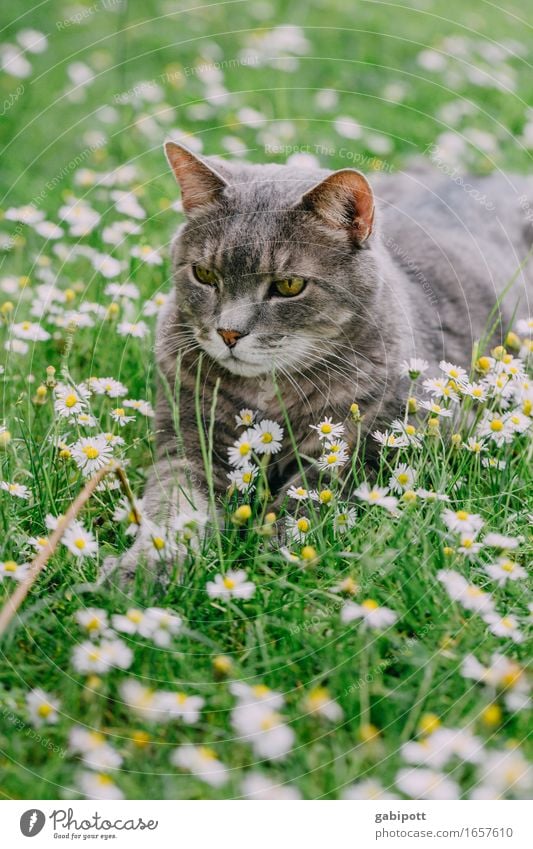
xmin=272 ymin=277 xmax=306 ymax=298
xmin=193 ymin=264 xmax=217 ymax=286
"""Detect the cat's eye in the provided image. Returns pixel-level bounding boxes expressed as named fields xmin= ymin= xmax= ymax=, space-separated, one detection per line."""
xmin=271 ymin=277 xmax=307 ymax=298
xmin=192 ymin=264 xmax=218 ymax=286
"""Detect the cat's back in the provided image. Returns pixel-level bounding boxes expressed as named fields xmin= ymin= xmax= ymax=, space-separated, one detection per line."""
xmin=374 ymin=166 xmax=532 ymax=332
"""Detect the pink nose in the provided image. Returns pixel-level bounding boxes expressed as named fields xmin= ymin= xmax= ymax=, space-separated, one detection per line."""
xmin=217 ymin=328 xmax=244 ymax=348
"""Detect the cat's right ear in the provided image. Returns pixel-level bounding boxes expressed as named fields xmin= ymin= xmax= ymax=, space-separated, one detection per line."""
xmin=294 ymin=168 xmax=375 ymax=244
xmin=164 ymin=141 xmax=228 ymax=213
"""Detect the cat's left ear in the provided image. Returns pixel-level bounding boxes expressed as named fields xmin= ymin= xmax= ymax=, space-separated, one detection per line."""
xmin=164 ymin=141 xmax=228 ymax=213
xmin=295 ymin=169 xmax=375 ymax=243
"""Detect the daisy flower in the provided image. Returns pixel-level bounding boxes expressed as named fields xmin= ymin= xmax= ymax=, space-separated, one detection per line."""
xmin=159 ymin=691 xmax=205 ymax=724
xmin=475 ymin=748 xmax=532 ymax=797
xmin=457 ymin=533 xmax=483 ymax=556
xmin=420 ymin=400 xmax=453 ymax=417
xmin=139 ymin=607 xmax=182 ymax=647
xmin=483 ymin=612 xmax=524 ymax=643
xmin=399 ymin=358 xmax=429 ymax=380
xmin=131 ymin=244 xmax=163 ymax=265
xmin=227 ymin=464 xmax=258 ymax=493
xmin=464 ymin=437 xmax=486 ymax=454
xmin=110 ymin=406 xmax=135 ymax=426
xmin=90 ymin=377 xmax=128 ymax=397
xmin=302 ymin=686 xmax=343 ymax=721
xmin=287 ymin=485 xmax=315 ymax=501
xmin=437 ymin=570 xmax=494 ymax=614
xmin=143 ymin=293 xmax=168 ymax=315
xmin=241 ymin=773 xmax=301 ymax=800
xmin=112 ymin=607 xmax=148 ymax=635
xmin=343 ymin=779 xmax=399 ymax=800
xmin=439 ymin=360 xmax=467 ymax=382
xmin=231 ymin=703 xmax=295 ymax=760
xmin=171 ymin=745 xmax=228 ymax=787
xmin=26 ymin=688 xmax=60 ymax=726
xmin=389 ymin=463 xmax=416 ymax=493
xmin=230 ymin=682 xmax=285 ymax=710
xmin=483 ymin=532 xmax=520 ymax=550
xmin=105 ymin=282 xmax=140 ymax=300
xmin=0 ymin=481 xmax=30 ymax=499
xmin=75 ymin=608 xmax=109 ymax=638
xmin=227 ymin=429 xmax=258 ymax=467
xmin=123 ymin=398 xmax=154 ymax=416
xmin=71 ymin=435 xmax=113 ymax=476
xmin=310 ymin=417 xmax=345 ymax=441
xmin=11 ymin=320 xmax=51 ymax=342
xmin=372 ymin=429 xmax=409 ymax=448
xmin=334 ymin=508 xmax=357 ymax=534
xmin=354 ymin=483 xmax=398 ymax=513
xmin=395 ymin=767 xmax=459 ymax=800
xmin=422 ymin=377 xmax=459 ymax=402
xmin=478 ymin=412 xmax=514 ymax=446
xmin=206 ymin=569 xmax=256 ymax=600
xmin=113 ymin=496 xmax=144 ymax=535
xmin=442 ymin=508 xmax=484 ymax=534
xmin=54 ymin=382 xmax=90 ymax=417
xmin=341 ymin=599 xmax=398 ymax=629
xmin=71 ymin=638 xmax=133 ymax=674
xmin=117 ymin=320 xmax=149 ymax=338
xmin=235 ymin=408 xmax=256 ymax=427
xmin=484 ymin=557 xmax=527 ymax=586
xmin=62 ymin=522 xmax=98 ymax=558
xmin=118 ymin=680 xmax=168 ymax=723
xmin=78 ymin=772 xmax=124 ymax=800
xmin=252 ymin=419 xmax=284 ymax=454
xmin=286 ymin=514 xmax=312 ymax=542
xmin=461 ymin=381 xmax=489 ymax=402
xmin=318 ymin=448 xmax=349 ymax=471
xmin=505 ymin=409 xmax=531 ymax=434
xmin=0 ymin=560 xmax=29 ymax=581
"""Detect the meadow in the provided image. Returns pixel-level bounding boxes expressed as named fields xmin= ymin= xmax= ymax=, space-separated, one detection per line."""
xmin=0 ymin=0 xmax=531 ymax=800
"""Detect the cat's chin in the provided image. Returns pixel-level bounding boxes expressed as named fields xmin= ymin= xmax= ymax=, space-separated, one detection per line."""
xmin=215 ymin=355 xmax=272 ymax=377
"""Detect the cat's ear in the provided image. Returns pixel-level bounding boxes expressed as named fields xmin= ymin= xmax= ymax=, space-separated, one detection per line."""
xmin=164 ymin=141 xmax=228 ymax=213
xmin=296 ymin=169 xmax=375 ymax=243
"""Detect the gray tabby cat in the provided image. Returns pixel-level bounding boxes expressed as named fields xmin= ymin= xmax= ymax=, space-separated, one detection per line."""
xmin=119 ymin=141 xmax=532 ymax=577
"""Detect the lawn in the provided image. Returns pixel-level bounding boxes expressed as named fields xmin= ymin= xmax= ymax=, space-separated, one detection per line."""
xmin=0 ymin=0 xmax=531 ymax=800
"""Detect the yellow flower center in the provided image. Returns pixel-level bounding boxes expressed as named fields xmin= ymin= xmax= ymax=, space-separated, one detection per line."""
xmin=456 ymin=510 xmax=469 ymax=521
xmin=319 ymin=489 xmax=333 ymax=503
xmin=397 ymin=473 xmax=409 ymax=485
xmin=198 ymin=746 xmax=216 ymax=761
xmin=86 ymin=617 xmax=101 ymax=631
xmin=37 ymin=703 xmax=53 ymax=718
xmin=152 ymin=536 xmax=165 ymax=550
xmin=297 ymin=518 xmax=310 ymax=533
xmin=239 ymin=442 xmax=251 ymax=456
xmin=490 ymin=419 xmax=504 ymax=432
xmin=65 ymin=394 xmax=78 ymax=407
xmin=3 ymin=560 xmax=18 ymax=572
xmin=82 ymin=446 xmax=99 ymax=460
xmin=501 ymin=561 xmax=515 ymax=572
xmin=261 ymin=432 xmax=273 ymax=443
xmin=501 ymin=617 xmax=514 ymax=629
xmin=127 ymin=609 xmax=143 ymax=623
xmin=252 ymin=684 xmax=270 ymax=697
xmin=223 ymin=577 xmax=235 ymax=589
xmin=242 ymin=472 xmax=252 ymax=484
xmin=114 ymin=408 xmax=125 ymax=417
xmin=74 ymin=538 xmax=86 ymax=550
xmin=369 ymin=490 xmax=380 ymax=502
xmin=320 ymin=423 xmax=332 ymax=434
xmin=405 ymin=425 xmax=416 ymax=435
xmin=96 ymin=774 xmax=113 ymax=786
xmin=362 ymin=599 xmax=379 ymax=610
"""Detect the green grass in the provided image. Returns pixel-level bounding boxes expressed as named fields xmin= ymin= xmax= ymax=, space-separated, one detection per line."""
xmin=0 ymin=0 xmax=531 ymax=800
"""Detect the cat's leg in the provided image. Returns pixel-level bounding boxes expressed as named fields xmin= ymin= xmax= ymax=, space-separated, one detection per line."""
xmin=104 ymin=454 xmax=209 ymax=583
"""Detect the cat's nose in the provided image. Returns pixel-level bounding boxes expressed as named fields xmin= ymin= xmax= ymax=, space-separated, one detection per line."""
xmin=217 ymin=328 xmax=246 ymax=348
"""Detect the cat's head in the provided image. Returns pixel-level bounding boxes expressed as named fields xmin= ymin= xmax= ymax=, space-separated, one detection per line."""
xmin=165 ymin=141 xmax=379 ymax=378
